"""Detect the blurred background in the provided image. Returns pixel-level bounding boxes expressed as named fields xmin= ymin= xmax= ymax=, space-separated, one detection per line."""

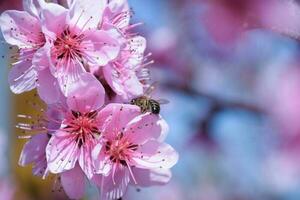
xmin=2 ymin=0 xmax=300 ymax=199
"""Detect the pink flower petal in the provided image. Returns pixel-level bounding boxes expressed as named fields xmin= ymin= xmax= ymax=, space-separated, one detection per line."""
xmin=32 ymin=159 xmax=48 ymax=177
xmin=122 ymin=73 xmax=144 ymax=97
xmin=93 ymin=168 xmax=130 ymax=200
xmin=103 ymin=66 xmax=144 ymax=100
xmin=19 ymin=133 xmax=49 ymax=177
xmin=23 ymin=0 xmax=41 ymax=17
xmin=108 ymin=0 xmax=129 ymax=14
xmin=0 ymin=10 xmax=42 ymax=47
xmin=19 ymin=133 xmax=48 ymax=165
xmin=157 ymin=117 xmax=169 ymax=142
xmin=66 ymin=73 xmax=105 ymax=112
xmin=133 ymin=140 xmax=179 ymax=169
xmin=84 ymin=29 xmax=120 ymax=66
xmin=92 ymin=143 xmax=111 ymax=175
xmin=37 ymin=68 xmax=62 ymax=105
xmin=102 ymin=35 xmax=146 ymax=100
xmin=125 ymin=36 xmax=146 ymax=67
xmin=69 ymin=0 xmax=106 ymax=30
xmin=8 ymin=54 xmax=37 ymax=94
xmin=40 ymin=2 xmax=68 ymax=38
xmin=125 ymin=113 xmax=163 ymax=144
xmin=32 ymin=43 xmax=51 ymax=71
xmin=98 ymin=104 xmax=140 ymax=140
xmin=131 ymin=168 xmax=172 ymax=187
xmin=46 ymin=130 xmax=80 ymax=174
xmin=78 ymin=140 xmax=96 ymax=179
xmin=54 ymin=62 xmax=86 ymax=96
xmin=61 ymin=164 xmax=85 ymax=200
xmin=45 ymin=105 xmax=64 ymax=130
xmin=104 ymin=0 xmax=130 ymax=30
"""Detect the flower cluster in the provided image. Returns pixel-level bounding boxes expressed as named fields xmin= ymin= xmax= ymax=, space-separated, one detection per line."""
xmin=0 ymin=0 xmax=178 ymax=199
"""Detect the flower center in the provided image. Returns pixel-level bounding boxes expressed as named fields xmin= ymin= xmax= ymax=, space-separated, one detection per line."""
xmin=54 ymin=28 xmax=84 ymax=61
xmin=105 ymin=133 xmax=138 ymax=166
xmin=63 ymin=110 xmax=100 ymax=148
xmin=105 ymin=133 xmax=139 ymax=185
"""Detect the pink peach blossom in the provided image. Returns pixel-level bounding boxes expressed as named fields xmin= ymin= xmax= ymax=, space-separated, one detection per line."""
xmin=4 ymin=2 xmax=179 ymax=200
xmin=42 ymin=73 xmax=104 ymax=199
xmin=102 ymin=36 xmax=148 ymax=100
xmin=1 ymin=0 xmax=122 ymax=97
xmin=96 ymin=0 xmax=150 ymax=100
xmin=37 ymin=0 xmax=121 ymax=95
xmin=45 ymin=73 xmax=105 ymax=181
xmin=92 ymin=104 xmax=178 ymax=200
xmin=18 ymin=73 xmax=105 ymax=199
xmin=0 ymin=1 xmax=45 ymax=94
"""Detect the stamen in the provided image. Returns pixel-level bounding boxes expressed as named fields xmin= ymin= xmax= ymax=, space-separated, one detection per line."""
xmin=79 ymin=16 xmax=93 ymax=33
xmin=125 ymin=159 xmax=137 ymax=185
xmin=112 ymin=164 xmax=117 ymax=185
xmin=73 ymin=9 xmax=86 ymax=28
xmin=141 ymin=60 xmax=154 ymax=68
xmin=125 ymin=22 xmax=144 ymax=32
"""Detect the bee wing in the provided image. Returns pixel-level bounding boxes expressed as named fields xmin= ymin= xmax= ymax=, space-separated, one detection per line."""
xmin=144 ymin=82 xmax=159 ymax=96
xmin=157 ymin=99 xmax=170 ymax=105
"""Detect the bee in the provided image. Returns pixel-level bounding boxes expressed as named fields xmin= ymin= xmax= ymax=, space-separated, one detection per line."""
xmin=130 ymin=82 xmax=169 ymax=114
